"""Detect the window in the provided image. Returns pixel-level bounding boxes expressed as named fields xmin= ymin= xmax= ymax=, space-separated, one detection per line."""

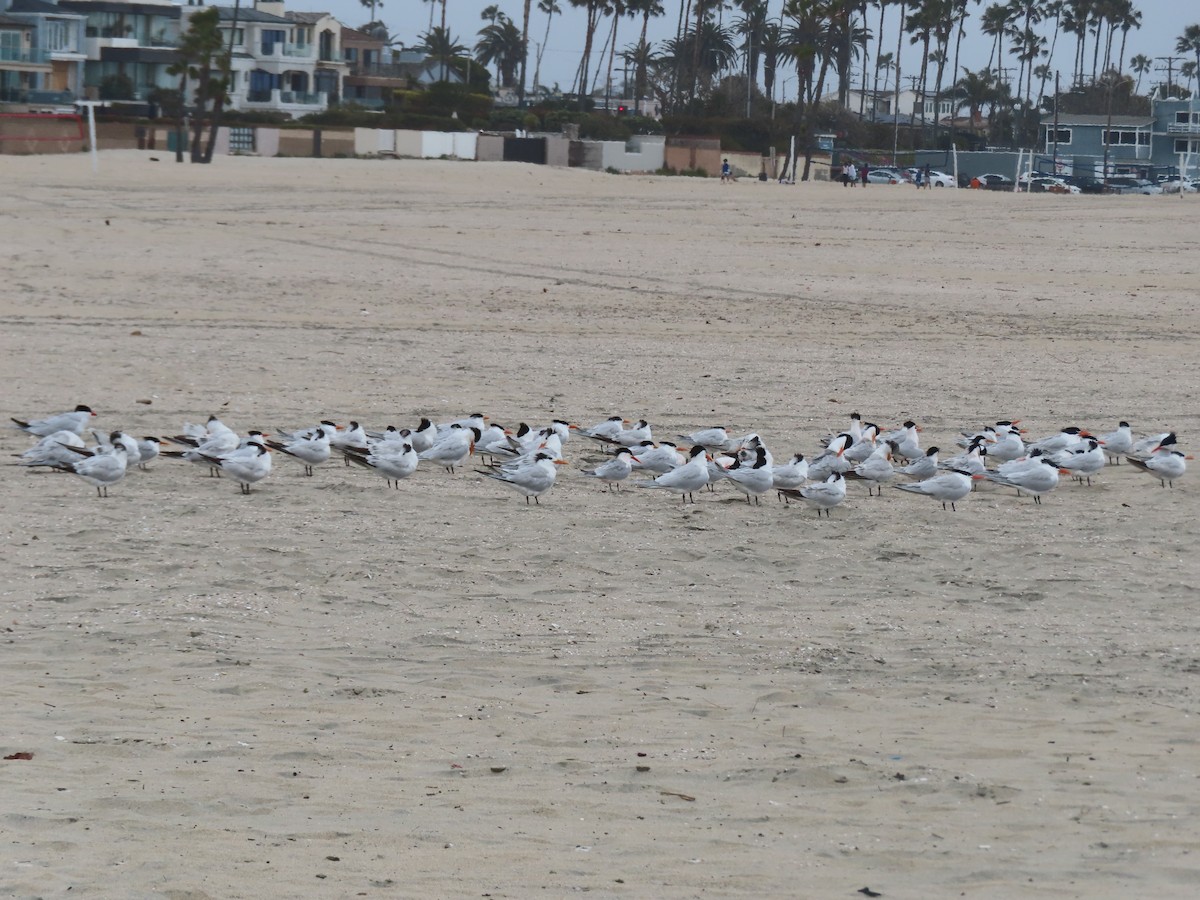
xmin=1047 ymin=128 xmax=1071 ymax=145
xmin=46 ymin=21 xmax=72 ymax=52
xmin=230 ymin=28 xmax=244 ymax=47
xmin=1174 ymin=138 xmax=1200 ymax=154
xmin=1104 ymin=130 xmax=1149 ymax=146
xmin=1174 ymin=112 xmax=1200 ymax=125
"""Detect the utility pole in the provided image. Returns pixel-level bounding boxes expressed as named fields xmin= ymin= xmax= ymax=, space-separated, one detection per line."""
xmin=1155 ymin=56 xmax=1184 ymax=97
xmin=1051 ymin=71 xmax=1060 ymax=171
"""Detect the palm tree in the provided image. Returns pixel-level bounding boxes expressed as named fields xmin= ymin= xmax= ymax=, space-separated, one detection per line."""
xmin=1181 ymin=60 xmax=1198 ymax=96
xmin=733 ymin=0 xmax=770 ymax=94
xmin=418 ymin=26 xmax=467 ymax=82
xmin=1129 ymin=52 xmax=1150 ymax=94
xmin=359 ymin=0 xmax=383 ymax=28
xmin=532 ymin=0 xmax=561 ymax=90
xmin=481 ymin=3 xmax=504 ymax=23
xmin=476 ymin=16 xmax=524 ymax=88
xmin=622 ymin=37 xmax=657 ymax=100
xmin=628 ymin=0 xmax=665 ymax=96
xmin=1114 ymin=1 xmax=1141 ymax=75
xmin=760 ymin=20 xmax=784 ymax=105
xmin=871 ymin=49 xmax=893 ymax=119
xmin=1177 ymin=24 xmax=1200 ymax=90
xmin=953 ymin=66 xmax=994 ymax=124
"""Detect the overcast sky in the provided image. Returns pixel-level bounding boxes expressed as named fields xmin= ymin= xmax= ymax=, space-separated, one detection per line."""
xmin=313 ymin=0 xmax=1196 ymax=98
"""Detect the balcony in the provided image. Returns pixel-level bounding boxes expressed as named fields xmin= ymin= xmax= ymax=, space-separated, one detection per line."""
xmin=348 ymin=62 xmax=412 ymax=79
xmin=259 ymin=42 xmax=313 ymax=59
xmin=1167 ymin=122 xmax=1200 ymax=134
xmin=0 ymin=46 xmax=49 ymax=65
xmin=241 ymin=87 xmax=328 ymax=112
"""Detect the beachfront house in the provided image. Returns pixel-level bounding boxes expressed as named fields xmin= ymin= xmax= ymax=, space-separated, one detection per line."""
xmin=1 ymin=0 xmax=86 ymax=103
xmin=55 ymin=0 xmax=180 ymax=101
xmin=1040 ymin=95 xmax=1200 ymax=176
xmin=186 ymin=2 xmax=346 ymax=117
xmin=0 ymin=11 xmax=48 ymax=101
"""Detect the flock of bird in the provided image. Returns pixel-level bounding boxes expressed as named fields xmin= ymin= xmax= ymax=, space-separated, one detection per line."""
xmin=10 ymin=404 xmax=1191 ymax=515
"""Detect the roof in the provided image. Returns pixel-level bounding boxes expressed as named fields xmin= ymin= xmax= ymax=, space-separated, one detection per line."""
xmin=208 ymin=6 xmax=289 ymax=24
xmin=1040 ymin=113 xmax=1154 ymax=127
xmin=286 ymin=12 xmax=329 ymax=24
xmin=0 ymin=12 xmax=32 ymax=26
xmin=10 ymin=0 xmax=82 ymax=15
xmin=59 ymin=0 xmax=179 ymax=14
xmin=341 ymin=26 xmax=382 ymax=42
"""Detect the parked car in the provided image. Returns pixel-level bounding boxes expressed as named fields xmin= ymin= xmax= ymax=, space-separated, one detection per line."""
xmin=866 ymin=168 xmax=907 ymax=184
xmin=1106 ymin=177 xmax=1163 ymax=195
xmin=1160 ymin=177 xmax=1200 ymax=194
xmin=1061 ymin=174 xmax=1107 ymax=194
xmin=1027 ymin=177 xmax=1081 ymax=194
xmin=925 ymin=169 xmax=956 ymax=187
xmin=974 ymin=173 xmax=1015 ymax=190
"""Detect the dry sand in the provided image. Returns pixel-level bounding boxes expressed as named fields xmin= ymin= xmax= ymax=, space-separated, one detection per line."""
xmin=2 ymin=151 xmax=1198 ymax=899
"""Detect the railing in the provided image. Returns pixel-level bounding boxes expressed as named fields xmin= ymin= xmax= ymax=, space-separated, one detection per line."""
xmin=259 ymin=42 xmax=312 ymax=58
xmin=243 ymin=89 xmax=327 ymax=107
xmin=280 ymin=91 xmax=321 ymax=105
xmin=0 ymin=46 xmax=49 ymax=64
xmin=1167 ymin=122 xmax=1200 ymax=134
xmin=348 ymin=62 xmax=411 ymax=79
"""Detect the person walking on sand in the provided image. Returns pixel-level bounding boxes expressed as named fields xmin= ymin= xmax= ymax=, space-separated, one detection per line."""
xmin=845 ymin=162 xmax=857 ymax=187
xmin=923 ymin=163 xmax=932 ymax=190
xmin=860 ymin=163 xmax=869 ymax=186
xmin=721 ymin=158 xmax=732 ymax=182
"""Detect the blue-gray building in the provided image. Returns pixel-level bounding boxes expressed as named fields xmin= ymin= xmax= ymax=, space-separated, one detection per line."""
xmin=1040 ymin=96 xmax=1200 ymax=177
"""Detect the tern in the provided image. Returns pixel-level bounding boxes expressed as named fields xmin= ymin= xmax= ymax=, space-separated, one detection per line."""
xmin=896 ymin=446 xmax=939 ymax=481
xmin=266 ymin=426 xmax=332 ymax=476
xmin=845 ymin=441 xmax=897 ymax=495
xmin=1126 ymin=435 xmax=1190 ymax=487
xmin=722 ymin=445 xmax=773 ymax=504
xmin=580 ymin=448 xmax=638 ymax=491
xmin=772 ymin=453 xmax=809 ymax=501
xmin=198 ymin=442 xmax=272 ymax=494
xmin=347 ymin=441 xmax=420 ymax=488
xmin=578 ymin=416 xmax=627 ymax=441
xmin=636 ymin=445 xmax=710 ymax=504
xmin=419 ymin=425 xmax=476 ymax=473
xmin=56 ymin=443 xmax=128 ymax=497
xmin=1095 ymin=421 xmax=1132 ymax=462
xmin=981 ymin=457 xmax=1064 ymax=504
xmin=478 ymin=452 xmax=566 ymax=504
xmin=17 ymin=430 xmax=87 ymax=468
xmin=12 ymin=405 xmax=96 ymax=437
xmin=894 ymin=468 xmax=973 ymax=511
xmin=781 ymin=472 xmax=847 ymax=517
xmin=1051 ymin=439 xmax=1106 ymax=485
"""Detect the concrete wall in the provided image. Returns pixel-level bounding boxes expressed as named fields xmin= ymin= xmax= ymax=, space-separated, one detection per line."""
xmin=0 ymin=113 xmax=84 ymax=154
xmin=578 ymin=135 xmax=665 ymax=172
xmin=725 ymin=151 xmax=767 ymax=179
xmin=476 ymin=133 xmax=505 ymax=162
xmin=664 ymin=137 xmax=721 ymax=177
xmin=545 ymin=135 xmax=569 ymax=167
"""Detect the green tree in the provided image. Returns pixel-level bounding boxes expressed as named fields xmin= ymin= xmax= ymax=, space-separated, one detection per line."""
xmin=1177 ymin=24 xmax=1200 ymax=89
xmin=1129 ymin=51 xmax=1150 ymax=94
xmin=168 ymin=7 xmax=226 ymax=163
xmin=419 ymin=25 xmax=468 ymax=82
xmin=476 ymin=16 xmax=525 ymax=88
xmin=532 ymin=0 xmax=561 ymax=91
xmin=360 ymin=0 xmax=383 ymax=28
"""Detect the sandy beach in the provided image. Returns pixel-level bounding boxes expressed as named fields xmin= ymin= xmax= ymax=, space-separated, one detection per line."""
xmin=2 ymin=151 xmax=1198 ymax=899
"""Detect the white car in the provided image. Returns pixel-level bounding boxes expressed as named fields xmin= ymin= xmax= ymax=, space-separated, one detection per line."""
xmin=908 ymin=168 xmax=956 ymax=187
xmin=1160 ymin=178 xmax=1200 ymax=194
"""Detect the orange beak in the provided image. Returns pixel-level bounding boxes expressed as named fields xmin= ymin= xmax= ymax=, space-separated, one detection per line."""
xmin=553 ymin=459 xmax=568 ymax=465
